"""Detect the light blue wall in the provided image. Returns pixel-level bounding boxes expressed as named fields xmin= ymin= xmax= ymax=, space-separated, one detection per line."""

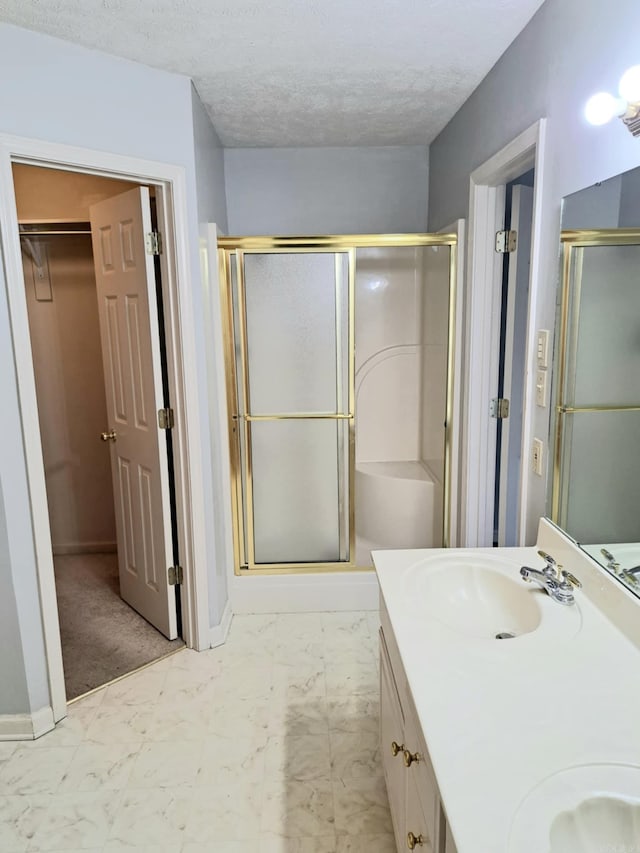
xmin=562 ymin=175 xmax=622 ymax=229
xmin=189 ymin=84 xmax=230 ymax=624
xmin=428 ymin=0 xmax=640 ymax=543
xmin=618 ymin=167 xmax=640 ymax=227
xmin=191 ymin=84 xmax=228 ymax=234
xmin=225 ymin=146 xmax=429 ymax=234
xmin=0 ymin=23 xmax=229 ymax=716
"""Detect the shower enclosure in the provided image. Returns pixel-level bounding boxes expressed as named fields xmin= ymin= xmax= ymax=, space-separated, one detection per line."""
xmin=218 ymin=234 xmax=457 ymax=574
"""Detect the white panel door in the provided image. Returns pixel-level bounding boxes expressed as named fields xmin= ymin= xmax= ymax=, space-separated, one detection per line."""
xmin=498 ymin=185 xmax=533 ymax=547
xmin=90 ymin=187 xmax=176 ymax=638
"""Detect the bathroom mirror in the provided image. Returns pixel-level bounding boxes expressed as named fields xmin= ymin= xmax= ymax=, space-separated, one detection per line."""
xmin=551 ymin=164 xmax=640 ymax=596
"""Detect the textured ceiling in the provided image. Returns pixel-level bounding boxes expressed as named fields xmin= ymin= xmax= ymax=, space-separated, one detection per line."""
xmin=0 ymin=0 xmax=545 ymax=147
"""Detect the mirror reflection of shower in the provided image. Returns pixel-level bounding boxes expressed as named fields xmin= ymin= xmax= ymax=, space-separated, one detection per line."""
xmin=355 ymin=245 xmax=450 ymax=566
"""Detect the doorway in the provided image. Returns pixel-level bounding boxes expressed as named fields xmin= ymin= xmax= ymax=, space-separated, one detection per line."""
xmin=14 ymin=164 xmax=183 ymax=700
xmin=0 ymin=134 xmax=212 ymax=727
xmin=493 ymin=169 xmax=535 ymax=546
xmin=462 ymin=119 xmax=547 ymax=548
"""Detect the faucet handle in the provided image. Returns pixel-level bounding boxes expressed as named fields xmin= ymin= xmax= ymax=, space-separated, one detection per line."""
xmin=600 ymin=548 xmax=620 ymax=571
xmin=537 ymin=550 xmax=558 ymax=576
xmin=561 ymin=569 xmax=582 ymax=589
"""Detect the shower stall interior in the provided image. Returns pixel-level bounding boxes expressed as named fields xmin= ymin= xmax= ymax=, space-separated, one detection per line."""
xmin=218 ymin=233 xmax=457 ymax=574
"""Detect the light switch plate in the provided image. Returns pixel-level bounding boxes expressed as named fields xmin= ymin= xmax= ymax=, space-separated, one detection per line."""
xmin=536 ymin=330 xmax=550 ymax=368
xmin=535 ymin=369 xmax=547 ymax=407
xmin=532 ymin=438 xmax=544 ymax=476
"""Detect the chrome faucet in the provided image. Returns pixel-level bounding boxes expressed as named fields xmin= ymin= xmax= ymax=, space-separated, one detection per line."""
xmin=520 ymin=550 xmax=581 ymax=605
xmin=601 ymin=548 xmax=640 ymax=585
xmin=601 ymin=547 xmax=621 ymax=573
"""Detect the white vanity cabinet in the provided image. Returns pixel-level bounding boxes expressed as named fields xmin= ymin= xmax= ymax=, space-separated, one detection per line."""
xmin=375 ymin=530 xmax=640 ymax=853
xmin=380 ymin=600 xmax=458 ymax=853
xmin=380 ymin=647 xmax=407 ymax=846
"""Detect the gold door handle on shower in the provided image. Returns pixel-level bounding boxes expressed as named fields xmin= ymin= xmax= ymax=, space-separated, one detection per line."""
xmin=100 ymin=430 xmax=117 ymax=442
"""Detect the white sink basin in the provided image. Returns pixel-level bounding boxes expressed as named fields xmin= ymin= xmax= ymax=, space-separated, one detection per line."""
xmin=402 ymin=553 xmax=582 ymax=642
xmin=509 ymin=764 xmax=640 ymax=853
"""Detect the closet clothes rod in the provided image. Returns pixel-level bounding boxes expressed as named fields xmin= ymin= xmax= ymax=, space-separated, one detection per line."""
xmin=19 ymin=222 xmax=92 ymax=236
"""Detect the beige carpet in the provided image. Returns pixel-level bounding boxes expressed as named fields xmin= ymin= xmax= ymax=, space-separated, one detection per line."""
xmin=54 ymin=552 xmax=184 ymax=699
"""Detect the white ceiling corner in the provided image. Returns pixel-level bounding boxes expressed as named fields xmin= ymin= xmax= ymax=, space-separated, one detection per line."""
xmin=0 ymin=0 xmax=546 ymax=147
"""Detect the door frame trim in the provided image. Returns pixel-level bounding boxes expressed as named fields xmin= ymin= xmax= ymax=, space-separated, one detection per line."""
xmin=462 ymin=119 xmax=547 ymax=547
xmin=497 ymin=184 xmax=534 ymax=546
xmin=0 ymin=133 xmax=210 ymax=721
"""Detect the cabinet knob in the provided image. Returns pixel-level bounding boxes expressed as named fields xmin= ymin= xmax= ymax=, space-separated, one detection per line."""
xmin=403 ymin=749 xmax=421 ymax=767
xmin=391 ymin=741 xmax=404 ymax=756
xmin=407 ymin=832 xmax=425 ymax=849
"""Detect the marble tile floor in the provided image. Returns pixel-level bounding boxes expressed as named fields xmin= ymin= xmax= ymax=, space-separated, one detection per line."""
xmin=0 ymin=611 xmax=396 ymax=852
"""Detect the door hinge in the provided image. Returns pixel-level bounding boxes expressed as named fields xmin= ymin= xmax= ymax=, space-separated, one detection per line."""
xmin=158 ymin=407 xmax=174 ymax=430
xmin=490 ymin=398 xmax=510 ymax=419
xmin=495 ymin=230 xmax=517 ymax=253
xmin=145 ymin=231 xmax=163 ymax=256
xmin=168 ymin=565 xmax=183 ymax=585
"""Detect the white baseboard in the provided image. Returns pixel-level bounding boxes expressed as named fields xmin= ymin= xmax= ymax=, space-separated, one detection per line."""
xmin=209 ymin=599 xmax=233 ymax=648
xmin=231 ymin=570 xmax=380 ymax=614
xmin=53 ymin=541 xmax=117 ymax=556
xmin=0 ymin=706 xmax=55 ymax=741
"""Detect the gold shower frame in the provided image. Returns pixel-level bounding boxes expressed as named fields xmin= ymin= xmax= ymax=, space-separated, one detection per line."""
xmin=218 ymin=233 xmax=458 ymax=575
xmin=552 ymin=228 xmax=640 ymax=525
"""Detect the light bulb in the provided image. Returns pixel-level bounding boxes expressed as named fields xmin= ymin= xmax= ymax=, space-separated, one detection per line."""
xmin=619 ymin=65 xmax=640 ymax=103
xmin=584 ymin=92 xmax=625 ymax=126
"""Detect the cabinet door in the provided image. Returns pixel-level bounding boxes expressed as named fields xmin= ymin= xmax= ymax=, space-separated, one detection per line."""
xmin=403 ymin=699 xmax=439 ymax=845
xmin=406 ymin=774 xmax=435 ymax=853
xmin=380 ymin=640 xmax=406 ymax=850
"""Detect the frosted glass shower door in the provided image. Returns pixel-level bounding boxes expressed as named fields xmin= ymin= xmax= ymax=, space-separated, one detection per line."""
xmin=232 ymin=250 xmax=354 ymax=568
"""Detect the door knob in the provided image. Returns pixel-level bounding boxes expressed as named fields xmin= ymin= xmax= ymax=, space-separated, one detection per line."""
xmin=407 ymin=832 xmax=424 ymax=849
xmin=100 ymin=430 xmax=117 ymax=442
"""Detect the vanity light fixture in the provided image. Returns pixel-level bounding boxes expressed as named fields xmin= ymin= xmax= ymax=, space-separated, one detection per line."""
xmin=585 ymin=65 xmax=640 ymax=136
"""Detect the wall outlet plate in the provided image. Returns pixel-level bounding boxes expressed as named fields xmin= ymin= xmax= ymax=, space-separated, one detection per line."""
xmin=532 ymin=438 xmax=544 ymax=476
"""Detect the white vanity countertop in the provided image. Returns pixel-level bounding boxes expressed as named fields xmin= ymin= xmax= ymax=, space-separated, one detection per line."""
xmin=373 ymin=544 xmax=640 ymax=853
